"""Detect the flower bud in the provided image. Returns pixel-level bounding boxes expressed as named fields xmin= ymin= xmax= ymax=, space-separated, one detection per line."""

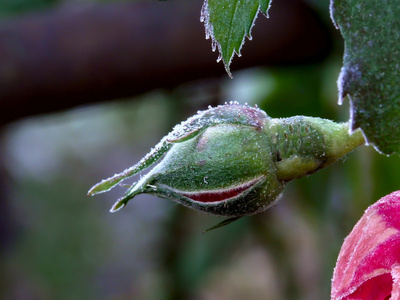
xmin=89 ymin=102 xmax=364 ymax=217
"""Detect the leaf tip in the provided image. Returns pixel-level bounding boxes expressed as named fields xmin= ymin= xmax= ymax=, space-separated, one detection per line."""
xmin=225 ymin=65 xmax=233 ymax=79
xmin=110 ymin=200 xmax=126 ymax=213
xmin=88 ymin=182 xmax=107 ymax=196
xmin=203 ymin=216 xmax=242 ymax=233
xmin=88 ymin=176 xmax=123 ymax=196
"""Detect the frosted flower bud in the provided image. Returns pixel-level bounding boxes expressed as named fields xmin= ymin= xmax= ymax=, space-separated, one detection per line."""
xmin=88 ymin=102 xmax=364 ymax=217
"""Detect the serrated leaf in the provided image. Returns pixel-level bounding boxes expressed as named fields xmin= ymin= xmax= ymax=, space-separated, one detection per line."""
xmin=331 ymin=0 xmax=400 ymax=155
xmin=201 ymin=0 xmax=272 ymax=76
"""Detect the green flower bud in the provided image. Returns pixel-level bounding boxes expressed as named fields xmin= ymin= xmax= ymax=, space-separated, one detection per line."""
xmin=88 ymin=102 xmax=364 ymax=217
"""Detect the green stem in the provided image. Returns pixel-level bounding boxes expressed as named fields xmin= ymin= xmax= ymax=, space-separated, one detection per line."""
xmin=322 ymin=122 xmax=365 ymax=167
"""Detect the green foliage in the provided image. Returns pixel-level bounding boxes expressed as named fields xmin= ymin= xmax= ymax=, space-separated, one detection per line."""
xmin=201 ymin=0 xmax=272 ymax=76
xmin=331 ymin=0 xmax=400 ymax=155
xmin=0 ymin=0 xmax=59 ymax=16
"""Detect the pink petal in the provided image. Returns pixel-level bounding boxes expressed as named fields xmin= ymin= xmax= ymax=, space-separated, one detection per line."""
xmin=331 ymin=191 xmax=400 ymax=300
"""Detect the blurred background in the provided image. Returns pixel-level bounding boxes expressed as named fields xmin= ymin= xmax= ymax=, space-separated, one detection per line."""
xmin=1 ymin=0 xmax=400 ymax=299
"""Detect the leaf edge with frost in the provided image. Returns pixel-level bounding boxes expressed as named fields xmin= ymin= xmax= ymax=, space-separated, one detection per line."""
xmin=201 ymin=0 xmax=272 ymax=77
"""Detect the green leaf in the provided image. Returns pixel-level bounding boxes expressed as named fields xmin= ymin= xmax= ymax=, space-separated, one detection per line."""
xmin=331 ymin=0 xmax=400 ymax=155
xmin=201 ymin=0 xmax=272 ymax=76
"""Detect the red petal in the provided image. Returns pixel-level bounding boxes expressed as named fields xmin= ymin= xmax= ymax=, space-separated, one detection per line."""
xmin=331 ymin=191 xmax=400 ymax=300
xmin=178 ymin=177 xmax=262 ymax=203
xmin=345 ymin=273 xmax=391 ymax=300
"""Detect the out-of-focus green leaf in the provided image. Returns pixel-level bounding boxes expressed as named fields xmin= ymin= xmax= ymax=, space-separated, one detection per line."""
xmin=201 ymin=0 xmax=272 ymax=76
xmin=331 ymin=0 xmax=400 ymax=155
xmin=0 ymin=0 xmax=58 ymax=16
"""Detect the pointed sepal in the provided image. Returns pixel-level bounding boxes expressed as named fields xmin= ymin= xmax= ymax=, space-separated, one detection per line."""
xmin=203 ymin=216 xmax=242 ymax=233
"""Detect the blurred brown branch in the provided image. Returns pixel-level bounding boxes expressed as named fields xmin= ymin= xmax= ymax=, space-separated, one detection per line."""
xmin=0 ymin=0 xmax=331 ymax=125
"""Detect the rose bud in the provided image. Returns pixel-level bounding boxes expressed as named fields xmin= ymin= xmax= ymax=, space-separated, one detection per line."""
xmin=331 ymin=191 xmax=400 ymax=300
xmin=88 ymin=102 xmax=364 ymax=217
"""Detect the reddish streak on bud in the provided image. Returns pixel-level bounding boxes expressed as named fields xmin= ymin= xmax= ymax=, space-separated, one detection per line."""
xmin=179 ymin=177 xmax=261 ymax=203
